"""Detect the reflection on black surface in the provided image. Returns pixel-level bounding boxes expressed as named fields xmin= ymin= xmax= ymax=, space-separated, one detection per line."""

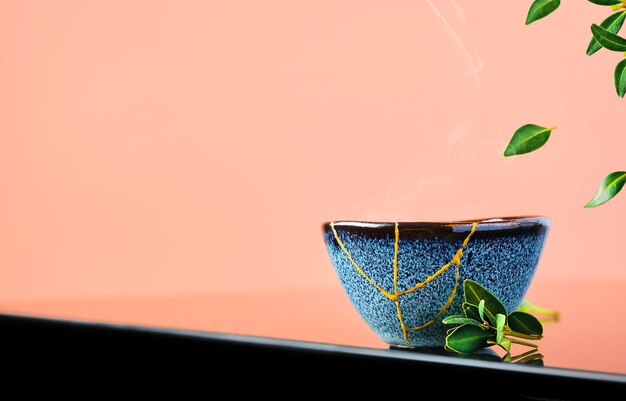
xmin=390 ymin=345 xmax=544 ymax=367
xmin=502 ymin=348 xmax=544 ymax=365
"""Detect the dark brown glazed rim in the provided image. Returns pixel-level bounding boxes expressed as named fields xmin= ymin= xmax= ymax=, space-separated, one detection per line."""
xmin=322 ymin=216 xmax=550 ymax=235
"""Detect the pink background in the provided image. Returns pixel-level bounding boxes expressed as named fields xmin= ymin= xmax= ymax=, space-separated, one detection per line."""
xmin=1 ymin=0 xmax=624 ymax=302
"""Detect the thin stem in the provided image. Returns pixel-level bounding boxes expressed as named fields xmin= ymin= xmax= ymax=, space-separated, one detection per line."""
xmin=508 ymin=337 xmax=539 ymax=349
xmin=611 ymin=3 xmax=626 ymax=11
xmin=518 ymin=300 xmax=560 ymax=322
xmin=504 ymin=330 xmax=542 ymax=340
xmin=504 ymin=329 xmax=543 ymax=340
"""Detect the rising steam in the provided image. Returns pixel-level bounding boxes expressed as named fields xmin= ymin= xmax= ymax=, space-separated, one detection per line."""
xmin=358 ymin=0 xmax=511 ymax=221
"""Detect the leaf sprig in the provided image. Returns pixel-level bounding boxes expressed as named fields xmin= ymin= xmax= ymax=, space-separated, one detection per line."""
xmin=525 ymin=0 xmax=626 ymax=97
xmin=591 ymin=23 xmax=626 ymax=98
xmin=585 ymin=1 xmax=626 ymax=97
xmin=444 ymin=280 xmax=543 ymax=355
xmin=586 ymin=10 xmax=626 ymax=56
xmin=508 ymin=1 xmax=626 ymax=208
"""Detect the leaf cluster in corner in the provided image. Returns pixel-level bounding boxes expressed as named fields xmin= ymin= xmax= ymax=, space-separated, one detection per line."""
xmin=505 ymin=1 xmax=626 ymax=208
xmin=444 ymin=280 xmax=544 ymax=355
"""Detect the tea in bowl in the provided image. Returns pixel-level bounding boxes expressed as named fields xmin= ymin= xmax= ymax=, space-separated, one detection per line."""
xmin=322 ymin=217 xmax=550 ymax=348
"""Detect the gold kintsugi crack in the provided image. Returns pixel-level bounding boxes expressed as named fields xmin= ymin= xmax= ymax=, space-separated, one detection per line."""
xmin=330 ymin=221 xmax=478 ymax=347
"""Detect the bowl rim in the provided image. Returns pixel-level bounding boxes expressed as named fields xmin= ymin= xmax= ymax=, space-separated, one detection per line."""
xmin=322 ymin=215 xmax=550 ymax=232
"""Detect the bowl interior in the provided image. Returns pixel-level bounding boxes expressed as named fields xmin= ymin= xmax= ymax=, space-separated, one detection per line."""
xmin=323 ymin=215 xmax=550 ymax=234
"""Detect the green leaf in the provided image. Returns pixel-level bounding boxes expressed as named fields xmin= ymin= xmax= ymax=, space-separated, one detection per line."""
xmin=584 ymin=171 xmax=626 ymax=207
xmin=526 ymin=0 xmax=561 ymax=25
xmin=503 ymin=124 xmax=555 ymax=157
xmin=496 ymin=313 xmax=506 ymax=344
xmin=442 ymin=315 xmax=481 ymax=326
xmin=591 ymin=23 xmax=626 ymax=51
xmin=463 ymin=302 xmax=482 ymax=321
xmin=498 ymin=337 xmax=511 ymax=353
xmin=508 ymin=311 xmax=544 ymax=336
xmin=478 ymin=299 xmax=486 ymax=322
xmin=615 ymin=58 xmax=626 ymax=97
xmin=463 ymin=280 xmax=507 ymax=325
xmin=587 ymin=11 xmax=626 ymax=55
xmin=445 ymin=324 xmax=494 ymax=354
xmin=587 ymin=0 xmax=621 ymax=5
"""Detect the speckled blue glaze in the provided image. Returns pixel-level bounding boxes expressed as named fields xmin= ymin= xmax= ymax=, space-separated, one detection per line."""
xmin=322 ymin=217 xmax=550 ymax=348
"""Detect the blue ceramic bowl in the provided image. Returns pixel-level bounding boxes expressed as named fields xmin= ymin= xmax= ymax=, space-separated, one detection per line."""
xmin=322 ymin=216 xmax=550 ymax=348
